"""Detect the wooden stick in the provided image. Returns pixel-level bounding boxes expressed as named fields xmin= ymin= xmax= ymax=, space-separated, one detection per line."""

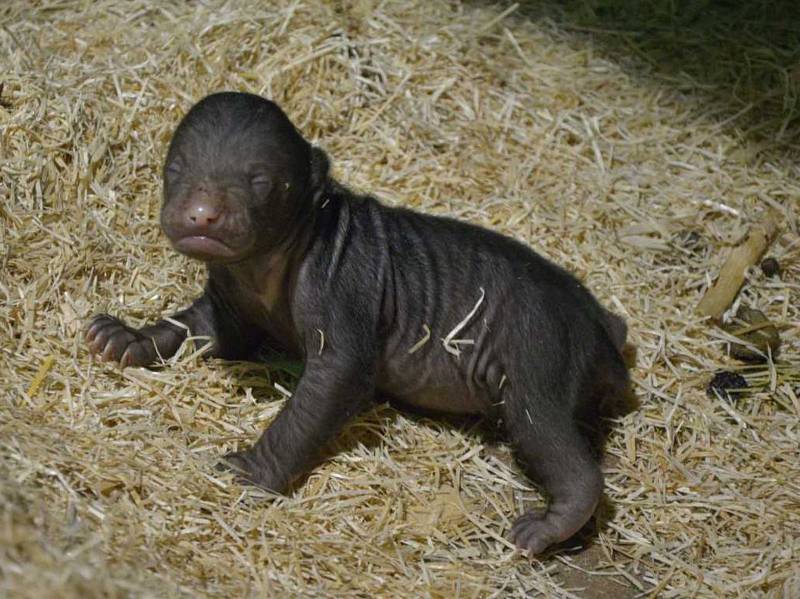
xmin=697 ymin=215 xmax=780 ymax=320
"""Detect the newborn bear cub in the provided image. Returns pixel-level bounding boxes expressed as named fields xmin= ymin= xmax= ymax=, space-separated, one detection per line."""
xmin=86 ymin=92 xmax=629 ymax=555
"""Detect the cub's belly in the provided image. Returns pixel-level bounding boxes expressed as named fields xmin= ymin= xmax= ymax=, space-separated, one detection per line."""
xmin=376 ymin=332 xmax=498 ymax=415
xmin=377 ymin=372 xmax=490 ymax=415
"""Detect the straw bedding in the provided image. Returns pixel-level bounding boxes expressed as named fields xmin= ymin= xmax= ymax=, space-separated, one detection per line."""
xmin=1 ymin=1 xmax=798 ymax=596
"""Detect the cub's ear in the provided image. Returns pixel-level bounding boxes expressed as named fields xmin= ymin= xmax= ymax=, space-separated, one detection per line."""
xmin=310 ymin=146 xmax=330 ymax=199
xmin=602 ymin=308 xmax=628 ymax=353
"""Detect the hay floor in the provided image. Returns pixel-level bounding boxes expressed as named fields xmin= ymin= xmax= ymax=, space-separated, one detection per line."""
xmin=2 ymin=1 xmax=799 ymax=596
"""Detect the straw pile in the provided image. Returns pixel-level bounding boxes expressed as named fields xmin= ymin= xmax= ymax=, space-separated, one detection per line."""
xmin=2 ymin=1 xmax=799 ymax=596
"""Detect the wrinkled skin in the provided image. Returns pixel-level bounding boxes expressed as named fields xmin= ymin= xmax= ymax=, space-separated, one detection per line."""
xmin=87 ymin=92 xmax=630 ymax=556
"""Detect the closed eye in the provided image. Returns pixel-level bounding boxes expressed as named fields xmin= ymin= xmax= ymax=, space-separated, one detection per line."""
xmin=251 ymin=175 xmax=272 ymax=192
xmin=165 ymin=162 xmax=182 ymax=178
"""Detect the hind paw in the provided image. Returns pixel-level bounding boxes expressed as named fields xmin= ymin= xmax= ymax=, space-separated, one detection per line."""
xmin=509 ymin=511 xmax=560 ymax=555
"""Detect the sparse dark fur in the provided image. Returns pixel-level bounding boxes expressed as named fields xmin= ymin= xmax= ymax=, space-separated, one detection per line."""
xmin=86 ymin=92 xmax=630 ymax=555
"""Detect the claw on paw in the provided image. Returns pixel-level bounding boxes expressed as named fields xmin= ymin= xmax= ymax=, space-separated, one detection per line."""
xmin=85 ymin=314 xmax=157 ymax=367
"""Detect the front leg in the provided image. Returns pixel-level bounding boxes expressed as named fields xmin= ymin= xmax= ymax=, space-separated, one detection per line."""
xmin=86 ymin=279 xmax=258 ymax=367
xmin=224 ymin=273 xmax=381 ymax=493
xmin=225 ymin=356 xmax=375 ymax=493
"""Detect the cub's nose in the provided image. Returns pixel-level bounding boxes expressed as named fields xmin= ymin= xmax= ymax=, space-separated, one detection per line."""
xmin=186 ymin=200 xmax=222 ymax=227
xmin=187 ymin=200 xmax=222 ymax=227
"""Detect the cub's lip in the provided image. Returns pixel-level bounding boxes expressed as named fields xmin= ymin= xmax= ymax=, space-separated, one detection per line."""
xmin=172 ymin=235 xmax=238 ymax=260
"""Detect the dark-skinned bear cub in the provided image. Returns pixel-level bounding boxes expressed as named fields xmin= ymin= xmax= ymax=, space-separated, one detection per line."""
xmin=86 ymin=92 xmax=630 ymax=555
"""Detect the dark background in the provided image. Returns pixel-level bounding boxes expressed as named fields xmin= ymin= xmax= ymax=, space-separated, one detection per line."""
xmin=486 ymin=0 xmax=800 ymax=162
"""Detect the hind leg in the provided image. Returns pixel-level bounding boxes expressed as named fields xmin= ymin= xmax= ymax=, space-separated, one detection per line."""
xmin=504 ymin=406 xmax=603 ymax=555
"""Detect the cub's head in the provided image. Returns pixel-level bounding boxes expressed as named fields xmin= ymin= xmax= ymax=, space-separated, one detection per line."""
xmin=160 ymin=92 xmax=327 ymax=262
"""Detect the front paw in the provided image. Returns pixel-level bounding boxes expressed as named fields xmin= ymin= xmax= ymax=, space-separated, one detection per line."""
xmin=218 ymin=449 xmax=284 ymax=493
xmin=85 ymin=314 xmax=158 ymax=367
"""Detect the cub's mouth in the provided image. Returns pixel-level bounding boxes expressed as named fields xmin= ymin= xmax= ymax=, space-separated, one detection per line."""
xmin=173 ymin=235 xmax=238 ymax=260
